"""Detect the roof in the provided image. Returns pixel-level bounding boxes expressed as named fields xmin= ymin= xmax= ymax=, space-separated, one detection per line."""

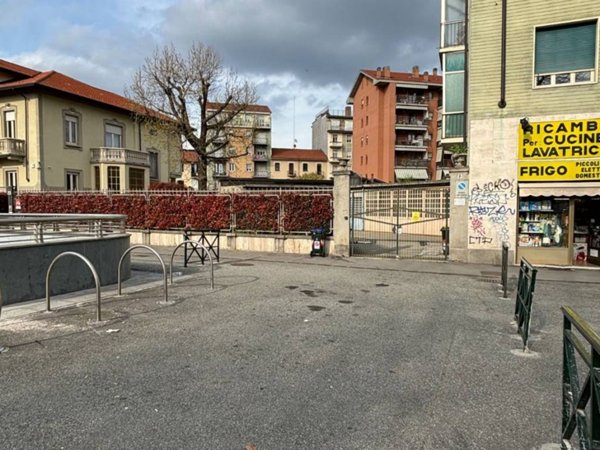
xmin=347 ymin=67 xmax=442 ymax=102
xmin=271 ymin=148 xmax=328 ymax=162
xmin=182 ymin=150 xmax=199 ymax=163
xmin=206 ymin=102 xmax=271 ymax=114
xmin=0 ymin=59 xmax=161 ymax=118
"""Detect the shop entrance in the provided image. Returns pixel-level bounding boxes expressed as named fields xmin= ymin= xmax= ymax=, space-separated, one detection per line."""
xmin=517 ymin=195 xmax=600 ymax=266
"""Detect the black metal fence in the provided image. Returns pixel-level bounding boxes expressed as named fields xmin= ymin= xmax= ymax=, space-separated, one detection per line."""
xmin=501 ymin=242 xmax=509 ymax=299
xmin=561 ymin=306 xmax=600 ymax=449
xmin=513 ymin=258 xmax=538 ymax=351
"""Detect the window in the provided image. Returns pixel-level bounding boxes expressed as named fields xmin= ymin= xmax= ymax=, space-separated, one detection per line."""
xmin=94 ymin=166 xmax=100 ymax=190
xmin=3 ymin=110 xmax=15 ymax=138
xmin=66 ymin=171 xmax=80 ymax=191
xmin=332 ymin=134 xmax=339 ymax=143
xmin=246 ymin=163 xmax=252 ymax=172
xmin=317 ymin=164 xmax=322 ymax=175
xmin=360 ymin=156 xmax=364 ymax=165
xmin=274 ymin=162 xmax=280 ymax=171
xmin=5 ymin=170 xmax=17 ymax=190
xmin=443 ymin=51 xmax=465 ymax=138
xmin=366 ymin=155 xmax=368 ymax=164
xmin=215 ymin=162 xmax=224 ymax=176
xmin=302 ymin=163 xmax=308 ymax=172
xmin=228 ymin=162 xmax=236 ymax=172
xmin=366 ymin=135 xmax=369 ymax=145
xmin=107 ymin=166 xmax=120 ymax=191
xmin=104 ymin=123 xmax=123 ymax=147
xmin=366 ymin=115 xmax=369 ymax=126
xmin=191 ymin=163 xmax=199 ymax=177
xmin=149 ymin=151 xmax=159 ymax=179
xmin=288 ymin=163 xmax=294 ymax=174
xmin=64 ymin=113 xmax=80 ymax=146
xmin=535 ymin=20 xmax=597 ymax=87
xmin=129 ymin=168 xmax=145 ymax=190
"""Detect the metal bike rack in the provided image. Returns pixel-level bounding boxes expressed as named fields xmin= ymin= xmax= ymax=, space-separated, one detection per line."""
xmin=169 ymin=240 xmax=215 ymax=289
xmin=46 ymin=251 xmax=102 ymax=322
xmin=118 ymin=245 xmax=168 ymax=303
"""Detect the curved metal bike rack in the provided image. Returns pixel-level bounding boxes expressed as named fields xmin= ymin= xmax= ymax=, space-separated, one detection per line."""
xmin=169 ymin=240 xmax=214 ymax=289
xmin=46 ymin=251 xmax=102 ymax=322
xmin=118 ymin=245 xmax=168 ymax=303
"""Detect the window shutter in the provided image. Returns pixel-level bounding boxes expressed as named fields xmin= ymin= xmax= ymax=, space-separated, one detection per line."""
xmin=535 ymin=21 xmax=597 ymax=74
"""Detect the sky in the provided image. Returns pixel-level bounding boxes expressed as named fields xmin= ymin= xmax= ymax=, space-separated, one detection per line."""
xmin=1 ymin=0 xmax=442 ymax=148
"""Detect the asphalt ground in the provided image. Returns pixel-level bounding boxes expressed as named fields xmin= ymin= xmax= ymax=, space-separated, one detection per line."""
xmin=1 ymin=249 xmax=600 ymax=450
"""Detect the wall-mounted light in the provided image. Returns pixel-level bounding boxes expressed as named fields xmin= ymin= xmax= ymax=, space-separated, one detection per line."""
xmin=520 ymin=118 xmax=533 ymax=135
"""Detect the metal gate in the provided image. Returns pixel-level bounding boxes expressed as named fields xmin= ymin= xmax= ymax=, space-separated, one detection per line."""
xmin=350 ymin=182 xmax=450 ymax=259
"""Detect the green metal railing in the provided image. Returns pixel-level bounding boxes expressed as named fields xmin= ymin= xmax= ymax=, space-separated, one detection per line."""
xmin=561 ymin=306 xmax=600 ymax=449
xmin=513 ymin=257 xmax=538 ymax=351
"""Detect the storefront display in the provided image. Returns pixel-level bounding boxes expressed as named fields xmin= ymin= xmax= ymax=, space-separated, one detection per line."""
xmin=518 ymin=198 xmax=568 ymax=248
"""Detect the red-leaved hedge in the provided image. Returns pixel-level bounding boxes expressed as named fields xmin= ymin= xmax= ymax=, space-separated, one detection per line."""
xmin=0 ymin=193 xmax=7 ymax=213
xmin=17 ymin=192 xmax=332 ymax=233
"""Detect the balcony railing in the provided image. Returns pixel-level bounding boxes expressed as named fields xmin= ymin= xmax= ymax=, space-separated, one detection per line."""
xmin=254 ymin=171 xmax=269 ymax=178
xmin=443 ymin=113 xmax=465 ymax=139
xmin=329 ymin=124 xmax=353 ymax=132
xmin=330 ymin=141 xmax=343 ymax=147
xmin=395 ymin=119 xmax=427 ymax=130
xmin=395 ymin=159 xmax=429 ymax=168
xmin=287 ymin=171 xmax=296 ymax=178
xmin=442 ymin=20 xmax=466 ymax=48
xmin=395 ymin=140 xmax=427 ymax=152
xmin=253 ymin=135 xmax=270 ymax=146
xmin=253 ymin=153 xmax=269 ymax=161
xmin=396 ymin=95 xmax=428 ymax=106
xmin=90 ymin=147 xmax=150 ymax=167
xmin=0 ymin=138 xmax=26 ymax=159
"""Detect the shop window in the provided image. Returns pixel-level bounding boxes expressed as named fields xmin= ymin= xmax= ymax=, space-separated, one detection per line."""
xmin=534 ymin=20 xmax=597 ymax=87
xmin=518 ymin=198 xmax=569 ymax=247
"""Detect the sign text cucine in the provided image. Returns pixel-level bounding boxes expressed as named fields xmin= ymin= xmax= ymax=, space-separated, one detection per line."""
xmin=518 ymin=118 xmax=600 ymax=182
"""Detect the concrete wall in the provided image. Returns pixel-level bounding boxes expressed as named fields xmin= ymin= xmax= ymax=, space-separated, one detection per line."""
xmin=0 ymin=235 xmax=131 ymax=304
xmin=128 ymin=229 xmax=332 ymax=255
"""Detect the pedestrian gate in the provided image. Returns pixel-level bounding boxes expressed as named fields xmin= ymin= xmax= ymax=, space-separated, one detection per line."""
xmin=350 ymin=183 xmax=450 ymax=259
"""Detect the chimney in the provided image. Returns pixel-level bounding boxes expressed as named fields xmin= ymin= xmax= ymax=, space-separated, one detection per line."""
xmin=423 ymin=71 xmax=429 ymax=82
xmin=345 ymin=105 xmax=352 ymax=116
xmin=433 ymin=68 xmax=438 ymax=76
xmin=412 ymin=65 xmax=420 ymax=78
xmin=376 ymin=67 xmax=382 ymax=77
xmin=382 ymin=66 xmax=391 ymax=78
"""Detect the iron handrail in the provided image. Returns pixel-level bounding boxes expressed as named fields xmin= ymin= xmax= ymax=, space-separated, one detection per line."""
xmin=45 ymin=251 xmax=102 ymax=322
xmin=561 ymin=306 xmax=600 ymax=449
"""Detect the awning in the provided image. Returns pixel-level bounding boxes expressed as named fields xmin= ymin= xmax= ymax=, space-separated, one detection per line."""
xmin=395 ymin=168 xmax=429 ymax=181
xmin=519 ymin=182 xmax=600 ymax=197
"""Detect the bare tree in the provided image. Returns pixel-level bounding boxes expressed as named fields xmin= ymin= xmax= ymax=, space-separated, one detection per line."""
xmin=129 ymin=42 xmax=258 ymax=189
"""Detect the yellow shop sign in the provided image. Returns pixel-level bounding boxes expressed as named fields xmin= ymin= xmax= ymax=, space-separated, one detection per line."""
xmin=519 ymin=118 xmax=600 ymax=160
xmin=518 ymin=159 xmax=600 ymax=182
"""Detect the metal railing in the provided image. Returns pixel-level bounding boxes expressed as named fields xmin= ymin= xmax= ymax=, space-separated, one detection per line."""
xmin=46 ymin=251 xmax=102 ymax=322
xmin=561 ymin=306 xmax=600 ymax=449
xmin=118 ymin=245 xmax=168 ymax=303
xmin=513 ymin=258 xmax=538 ymax=351
xmin=501 ymin=242 xmax=509 ymax=298
xmin=169 ymin=240 xmax=214 ymax=289
xmin=0 ymin=214 xmax=127 ymax=246
xmin=441 ymin=20 xmax=466 ymax=47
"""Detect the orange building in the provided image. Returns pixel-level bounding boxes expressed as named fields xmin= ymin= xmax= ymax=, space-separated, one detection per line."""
xmin=347 ymin=66 xmax=443 ymax=183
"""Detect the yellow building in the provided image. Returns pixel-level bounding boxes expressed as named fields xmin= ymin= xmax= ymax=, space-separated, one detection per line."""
xmin=0 ymin=59 xmax=180 ymax=192
xmin=441 ymin=0 xmax=600 ymax=266
xmin=270 ymin=148 xmax=328 ymax=180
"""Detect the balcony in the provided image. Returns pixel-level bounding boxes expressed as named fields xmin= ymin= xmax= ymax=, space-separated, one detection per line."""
xmin=395 ymin=140 xmax=427 ymax=152
xmin=329 ymin=124 xmax=353 ymax=132
xmin=441 ymin=20 xmax=466 ymax=48
xmin=395 ymin=159 xmax=429 ymax=168
xmin=396 ymin=94 xmax=428 ymax=110
xmin=287 ymin=171 xmax=296 ymax=178
xmin=395 ymin=119 xmax=428 ymax=131
xmin=253 ymin=135 xmax=270 ymax=146
xmin=0 ymin=138 xmax=26 ymax=159
xmin=90 ymin=147 xmax=150 ymax=167
xmin=330 ymin=140 xmax=343 ymax=148
xmin=253 ymin=153 xmax=269 ymax=161
xmin=256 ymin=118 xmax=271 ymax=129
xmin=254 ymin=171 xmax=269 ymax=178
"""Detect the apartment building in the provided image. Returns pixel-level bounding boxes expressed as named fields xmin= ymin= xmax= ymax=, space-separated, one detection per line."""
xmin=311 ymin=107 xmax=353 ymax=177
xmin=347 ymin=66 xmax=442 ymax=183
xmin=204 ymin=103 xmax=272 ymax=190
xmin=270 ymin=148 xmax=328 ymax=180
xmin=0 ymin=59 xmax=180 ymax=192
xmin=441 ymin=0 xmax=600 ymax=266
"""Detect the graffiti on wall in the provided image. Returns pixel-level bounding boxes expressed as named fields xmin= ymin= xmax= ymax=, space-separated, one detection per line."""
xmin=468 ymin=178 xmax=516 ymax=247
